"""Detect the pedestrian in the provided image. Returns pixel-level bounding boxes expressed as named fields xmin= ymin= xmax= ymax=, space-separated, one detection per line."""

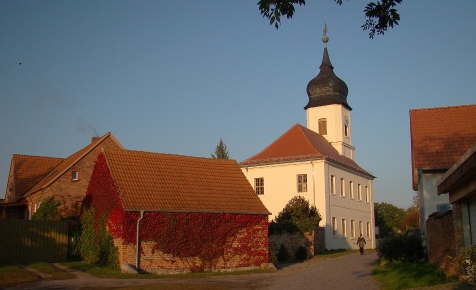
xmin=357 ymin=234 xmax=366 ymax=255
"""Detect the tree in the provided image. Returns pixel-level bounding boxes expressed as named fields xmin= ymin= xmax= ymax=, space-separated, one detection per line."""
xmin=211 ymin=138 xmax=230 ymax=159
xmin=399 ymin=210 xmax=419 ymax=232
xmin=374 ymin=202 xmax=405 ymax=237
xmin=257 ymin=0 xmax=402 ymax=38
xmin=31 ymin=196 xmax=60 ymax=221
xmin=273 ymin=195 xmax=322 ymax=233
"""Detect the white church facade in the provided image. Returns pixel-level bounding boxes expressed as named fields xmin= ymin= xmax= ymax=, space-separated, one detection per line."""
xmin=240 ymin=30 xmax=375 ymax=250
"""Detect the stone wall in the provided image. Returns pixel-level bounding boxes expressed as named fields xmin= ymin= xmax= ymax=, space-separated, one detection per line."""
xmin=426 ymin=211 xmax=457 ymax=275
xmin=269 ymin=229 xmax=316 ymax=260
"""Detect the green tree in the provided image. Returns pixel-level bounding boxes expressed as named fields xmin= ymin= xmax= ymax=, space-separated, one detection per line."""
xmin=374 ymin=202 xmax=405 ymax=237
xmin=211 ymin=138 xmax=230 ymax=159
xmin=31 ymin=196 xmax=60 ymax=221
xmin=257 ymin=0 xmax=402 ymax=38
xmin=274 ymin=195 xmax=322 ymax=234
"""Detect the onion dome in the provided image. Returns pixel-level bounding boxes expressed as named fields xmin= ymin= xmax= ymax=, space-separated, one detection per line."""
xmin=304 ymin=26 xmax=351 ymax=111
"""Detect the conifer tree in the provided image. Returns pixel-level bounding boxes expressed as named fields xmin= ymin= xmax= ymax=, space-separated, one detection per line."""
xmin=211 ymin=138 xmax=230 ymax=159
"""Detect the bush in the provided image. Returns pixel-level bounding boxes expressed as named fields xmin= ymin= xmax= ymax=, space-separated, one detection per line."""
xmin=377 ymin=234 xmax=425 ymax=262
xmin=274 ymin=196 xmax=321 ymax=234
xmin=31 ymin=197 xmax=60 ymax=221
xmin=295 ymin=246 xmax=308 ymax=261
xmin=269 ymin=250 xmax=278 ymax=265
xmin=277 ymin=243 xmax=290 ymax=263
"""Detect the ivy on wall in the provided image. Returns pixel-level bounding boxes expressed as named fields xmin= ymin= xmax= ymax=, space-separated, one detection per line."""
xmin=84 ymin=152 xmax=268 ymax=268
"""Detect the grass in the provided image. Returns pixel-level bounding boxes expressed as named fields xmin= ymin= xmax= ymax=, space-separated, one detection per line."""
xmin=0 ymin=263 xmax=39 ymax=288
xmin=371 ymin=260 xmax=458 ymax=290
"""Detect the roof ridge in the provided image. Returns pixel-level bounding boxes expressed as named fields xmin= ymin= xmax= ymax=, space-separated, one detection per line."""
xmin=410 ymin=103 xmax=476 ymax=112
xmin=105 ymin=148 xmax=236 ymax=162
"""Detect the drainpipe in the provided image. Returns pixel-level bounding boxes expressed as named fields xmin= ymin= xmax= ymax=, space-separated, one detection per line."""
xmin=311 ymin=160 xmax=316 ymax=207
xmin=136 ymin=210 xmax=144 ymax=270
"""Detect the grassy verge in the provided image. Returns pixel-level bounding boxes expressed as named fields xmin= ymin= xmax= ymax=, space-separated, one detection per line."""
xmin=0 ymin=263 xmax=39 ymax=288
xmin=371 ymin=260 xmax=458 ymax=290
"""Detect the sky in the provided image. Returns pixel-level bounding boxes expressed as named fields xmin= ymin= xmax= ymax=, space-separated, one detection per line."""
xmin=1 ymin=1 xmax=475 ymax=210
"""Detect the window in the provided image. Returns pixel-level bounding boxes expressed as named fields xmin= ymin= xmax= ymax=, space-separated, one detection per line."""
xmin=349 ymin=181 xmax=354 ymax=199
xmin=367 ymin=222 xmax=371 ymax=239
xmin=332 ymin=217 xmax=337 ymax=236
xmin=344 ymin=125 xmax=349 ymax=137
xmin=437 ymin=203 xmax=450 ymax=212
xmin=342 ymin=219 xmax=347 ymax=237
xmin=351 ymin=220 xmax=355 ymax=238
xmin=358 ymin=184 xmax=362 ymax=201
xmin=365 ymin=186 xmax=370 ymax=202
xmin=297 ymin=174 xmax=307 ymax=192
xmin=359 ymin=221 xmax=363 ymax=236
xmin=255 ymin=178 xmax=264 ymax=195
xmin=331 ymin=175 xmax=336 ymax=194
xmin=340 ymin=178 xmax=345 ymax=197
xmin=318 ymin=118 xmax=327 ymax=135
xmin=72 ymin=171 xmax=79 ymax=181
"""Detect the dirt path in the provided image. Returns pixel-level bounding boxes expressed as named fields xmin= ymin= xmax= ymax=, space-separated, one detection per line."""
xmin=6 ymin=252 xmax=380 ymax=290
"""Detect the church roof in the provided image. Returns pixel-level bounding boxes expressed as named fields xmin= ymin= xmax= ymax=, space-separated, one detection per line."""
xmin=101 ymin=149 xmax=270 ymax=215
xmin=305 ymin=37 xmax=351 ymax=111
xmin=240 ymin=124 xmax=373 ymax=177
xmin=410 ymin=104 xmax=476 ymax=190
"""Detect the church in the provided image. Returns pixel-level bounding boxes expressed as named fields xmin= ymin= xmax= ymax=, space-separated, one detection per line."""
xmin=240 ymin=28 xmax=375 ymax=250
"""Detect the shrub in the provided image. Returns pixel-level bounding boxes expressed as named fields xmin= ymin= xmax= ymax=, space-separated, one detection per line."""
xmin=452 ymin=245 xmax=476 ymax=282
xmin=295 ymin=246 xmax=308 ymax=261
xmin=277 ymin=243 xmax=290 ymax=263
xmin=31 ymin=196 xmax=60 ymax=221
xmin=377 ymin=234 xmax=425 ymax=262
xmin=269 ymin=250 xmax=278 ymax=265
xmin=274 ymin=196 xmax=321 ymax=234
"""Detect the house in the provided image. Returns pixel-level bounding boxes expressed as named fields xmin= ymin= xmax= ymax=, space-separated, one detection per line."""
xmin=409 ymin=104 xmax=476 ymax=243
xmin=85 ymin=149 xmax=270 ymax=273
xmin=0 ymin=132 xmax=123 ymax=219
xmin=240 ymin=30 xmax=375 ymax=250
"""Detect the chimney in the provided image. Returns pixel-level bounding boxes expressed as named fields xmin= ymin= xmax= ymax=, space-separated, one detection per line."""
xmin=91 ymin=136 xmax=100 ymax=144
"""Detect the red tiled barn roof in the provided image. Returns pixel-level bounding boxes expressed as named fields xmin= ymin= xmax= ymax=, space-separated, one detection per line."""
xmin=240 ymin=123 xmax=373 ymax=177
xmin=410 ymin=104 xmax=476 ymax=190
xmin=102 ymin=149 xmax=270 ymax=215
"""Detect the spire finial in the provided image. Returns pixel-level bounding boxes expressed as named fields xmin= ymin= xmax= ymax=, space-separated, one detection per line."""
xmin=322 ymin=22 xmax=329 ymax=46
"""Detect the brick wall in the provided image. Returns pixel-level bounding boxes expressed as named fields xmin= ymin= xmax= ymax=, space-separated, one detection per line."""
xmin=269 ymin=230 xmax=315 ymax=260
xmin=27 ymin=137 xmax=122 ymax=218
xmin=114 ymin=220 xmax=268 ymax=273
xmin=426 ymin=211 xmax=457 ymax=275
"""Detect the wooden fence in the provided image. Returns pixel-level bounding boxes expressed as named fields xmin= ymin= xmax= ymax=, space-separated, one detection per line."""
xmin=0 ymin=220 xmax=69 ymax=263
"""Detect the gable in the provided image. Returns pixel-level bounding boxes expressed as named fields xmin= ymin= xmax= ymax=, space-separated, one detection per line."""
xmin=410 ymin=104 xmax=476 ymax=190
xmin=240 ymin=123 xmax=373 ymax=177
xmin=101 ymin=149 xmax=270 ymax=215
xmin=22 ymin=132 xmax=124 ymax=198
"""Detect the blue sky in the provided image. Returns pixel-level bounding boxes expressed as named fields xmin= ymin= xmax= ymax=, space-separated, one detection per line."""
xmin=1 ymin=1 xmax=475 ymax=209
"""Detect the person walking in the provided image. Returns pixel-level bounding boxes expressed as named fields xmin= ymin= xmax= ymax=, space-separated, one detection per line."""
xmin=357 ymin=234 xmax=366 ymax=255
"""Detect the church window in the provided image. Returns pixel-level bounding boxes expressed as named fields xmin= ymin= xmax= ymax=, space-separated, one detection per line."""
xmin=332 ymin=217 xmax=337 ymax=236
xmin=254 ymin=178 xmax=264 ymax=195
xmin=340 ymin=178 xmax=345 ymax=197
xmin=344 ymin=125 xmax=349 ymax=137
xmin=330 ymin=175 xmax=336 ymax=194
xmin=318 ymin=118 xmax=327 ymax=135
xmin=349 ymin=181 xmax=354 ymax=199
xmin=297 ymin=174 xmax=307 ymax=192
xmin=342 ymin=219 xmax=347 ymax=237
xmin=358 ymin=184 xmax=362 ymax=201
xmin=365 ymin=186 xmax=370 ymax=202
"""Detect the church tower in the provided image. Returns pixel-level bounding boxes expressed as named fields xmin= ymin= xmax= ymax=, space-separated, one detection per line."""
xmin=304 ymin=25 xmax=355 ymax=160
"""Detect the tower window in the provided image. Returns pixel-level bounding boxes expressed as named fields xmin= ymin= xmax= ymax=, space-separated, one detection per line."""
xmin=344 ymin=125 xmax=349 ymax=137
xmin=318 ymin=118 xmax=327 ymax=135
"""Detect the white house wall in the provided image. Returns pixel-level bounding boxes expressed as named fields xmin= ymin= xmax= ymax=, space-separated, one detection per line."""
xmin=419 ymin=173 xmax=450 ymax=237
xmin=241 ymin=160 xmax=374 ymax=250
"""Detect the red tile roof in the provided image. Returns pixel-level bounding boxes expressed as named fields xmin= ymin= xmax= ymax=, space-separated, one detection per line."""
xmin=22 ymin=132 xmax=123 ymax=198
xmin=240 ymin=123 xmax=373 ymax=177
xmin=102 ymin=149 xmax=270 ymax=215
xmin=8 ymin=155 xmax=63 ymax=201
xmin=410 ymin=104 xmax=476 ymax=190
